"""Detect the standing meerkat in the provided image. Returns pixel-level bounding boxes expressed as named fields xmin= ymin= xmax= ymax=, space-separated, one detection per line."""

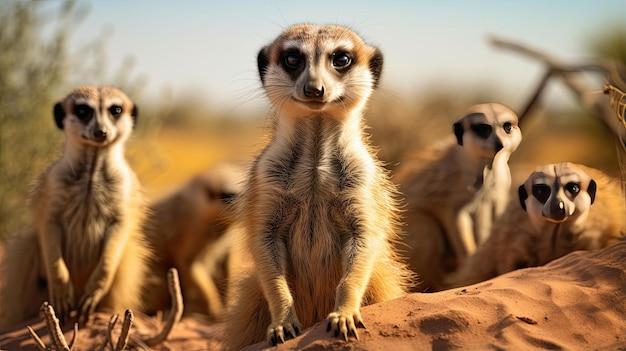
xmin=143 ymin=162 xmax=247 ymax=320
xmin=223 ymin=24 xmax=413 ymax=349
xmin=394 ymin=103 xmax=522 ymax=291
xmin=446 ymin=162 xmax=626 ymax=288
xmin=0 ymin=86 xmax=150 ymax=327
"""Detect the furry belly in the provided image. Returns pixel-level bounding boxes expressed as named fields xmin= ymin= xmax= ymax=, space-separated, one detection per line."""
xmin=60 ymin=195 xmax=113 ymax=277
xmin=285 ymin=206 xmax=344 ymax=327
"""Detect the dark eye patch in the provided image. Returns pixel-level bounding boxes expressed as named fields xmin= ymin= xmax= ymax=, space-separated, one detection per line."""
xmin=470 ymin=123 xmax=492 ymax=139
xmin=532 ymin=184 xmax=551 ymax=203
xmin=74 ymin=104 xmax=93 ymax=122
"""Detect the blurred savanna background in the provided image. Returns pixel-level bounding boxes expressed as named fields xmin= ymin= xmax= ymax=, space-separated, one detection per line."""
xmin=1 ymin=0 xmax=625 ymax=240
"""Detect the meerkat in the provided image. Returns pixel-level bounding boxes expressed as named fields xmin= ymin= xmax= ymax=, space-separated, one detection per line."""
xmin=222 ymin=24 xmax=413 ymax=350
xmin=446 ymin=162 xmax=626 ymax=288
xmin=394 ymin=103 xmax=522 ymax=292
xmin=143 ymin=162 xmax=247 ymax=321
xmin=0 ymin=86 xmax=150 ymax=327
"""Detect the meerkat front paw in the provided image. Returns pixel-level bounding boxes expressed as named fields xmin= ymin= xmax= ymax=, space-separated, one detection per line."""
xmin=267 ymin=307 xmax=302 ymax=345
xmin=77 ymin=288 xmax=106 ymax=325
xmin=326 ymin=310 xmax=366 ymax=341
xmin=49 ymin=280 xmax=75 ymax=322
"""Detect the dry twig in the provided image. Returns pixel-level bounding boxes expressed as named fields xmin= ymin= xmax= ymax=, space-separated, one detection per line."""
xmin=604 ymin=83 xmax=626 ymax=126
xmin=132 ymin=267 xmax=184 ymax=347
xmin=26 ymin=268 xmax=182 ymax=351
xmin=106 ymin=309 xmax=134 ymax=351
xmin=603 ymin=61 xmax=626 ymax=129
xmin=27 ymin=326 xmax=47 ymax=351
xmin=27 ymin=302 xmax=78 ymax=351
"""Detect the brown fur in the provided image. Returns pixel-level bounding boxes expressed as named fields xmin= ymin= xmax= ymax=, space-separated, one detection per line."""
xmin=0 ymin=86 xmax=150 ymax=327
xmin=223 ymin=24 xmax=413 ymax=350
xmin=446 ymin=163 xmax=626 ymax=288
xmin=143 ymin=162 xmax=246 ymax=321
xmin=394 ymin=103 xmax=521 ymax=292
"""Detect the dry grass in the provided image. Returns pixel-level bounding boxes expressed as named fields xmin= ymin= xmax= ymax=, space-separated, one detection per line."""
xmin=131 ymin=120 xmax=265 ymax=200
xmin=133 ymin=103 xmax=620 ymax=203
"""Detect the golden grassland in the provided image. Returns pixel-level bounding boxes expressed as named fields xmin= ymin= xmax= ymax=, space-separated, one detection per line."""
xmin=131 ymin=108 xmax=621 ymax=205
xmin=130 ymin=121 xmax=266 ymax=201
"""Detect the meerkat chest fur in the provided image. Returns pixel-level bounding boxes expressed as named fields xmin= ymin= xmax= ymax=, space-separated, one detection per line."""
xmin=52 ymin=147 xmax=134 ymax=265
xmin=253 ymin=116 xmax=376 ymax=262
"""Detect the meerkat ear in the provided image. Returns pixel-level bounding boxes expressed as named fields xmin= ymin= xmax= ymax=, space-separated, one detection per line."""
xmin=369 ymin=48 xmax=384 ymax=88
xmin=53 ymin=102 xmax=65 ymax=130
xmin=257 ymin=46 xmax=270 ymax=85
xmin=518 ymin=184 xmax=528 ymax=211
xmin=587 ymin=179 xmax=597 ymax=205
xmin=131 ymin=104 xmax=139 ymax=128
xmin=453 ymin=122 xmax=464 ymax=146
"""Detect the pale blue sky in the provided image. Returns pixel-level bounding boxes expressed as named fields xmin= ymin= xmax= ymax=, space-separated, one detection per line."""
xmin=49 ymin=1 xmax=626 ymax=112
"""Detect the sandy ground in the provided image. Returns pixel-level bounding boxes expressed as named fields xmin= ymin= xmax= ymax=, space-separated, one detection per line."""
xmin=1 ymin=240 xmax=625 ymax=350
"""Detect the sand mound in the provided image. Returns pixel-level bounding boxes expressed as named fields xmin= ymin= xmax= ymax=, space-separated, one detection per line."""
xmin=245 ymin=241 xmax=626 ymax=351
xmin=1 ymin=241 xmax=625 ymax=350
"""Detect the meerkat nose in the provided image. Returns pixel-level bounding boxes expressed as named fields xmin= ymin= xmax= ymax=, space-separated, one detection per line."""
xmin=547 ymin=199 xmax=567 ymax=221
xmin=304 ymin=82 xmax=324 ymax=98
xmin=93 ymin=129 xmax=107 ymax=141
xmin=495 ymin=141 xmax=503 ymax=153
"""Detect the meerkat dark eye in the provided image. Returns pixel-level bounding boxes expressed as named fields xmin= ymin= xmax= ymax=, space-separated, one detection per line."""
xmin=532 ymin=184 xmax=551 ymax=204
xmin=74 ymin=104 xmax=93 ymax=122
xmin=109 ymin=105 xmax=123 ymax=117
xmin=332 ymin=52 xmax=352 ymax=69
xmin=564 ymin=182 xmax=580 ymax=196
xmin=282 ymin=52 xmax=302 ymax=71
xmin=470 ymin=123 xmax=492 ymax=140
xmin=503 ymin=122 xmax=512 ymax=134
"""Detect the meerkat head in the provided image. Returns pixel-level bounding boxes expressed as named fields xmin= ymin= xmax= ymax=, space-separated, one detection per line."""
xmin=257 ymin=24 xmax=383 ymax=119
xmin=53 ymin=86 xmax=138 ymax=147
xmin=518 ymin=162 xmax=596 ymax=233
xmin=453 ymin=103 xmax=522 ymax=160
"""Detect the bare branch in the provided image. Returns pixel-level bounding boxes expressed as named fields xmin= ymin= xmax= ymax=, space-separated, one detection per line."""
xmin=115 ymin=310 xmax=133 ymax=351
xmin=27 ymin=326 xmax=48 ymax=351
xmin=603 ymin=61 xmax=626 ymax=129
xmin=107 ymin=313 xmax=119 ymax=350
xmin=489 ymin=35 xmax=625 ymax=145
xmin=489 ymin=35 xmax=607 ymax=73
xmin=133 ymin=267 xmax=184 ymax=347
xmin=68 ymin=323 xmax=79 ymax=350
xmin=105 ymin=269 xmax=183 ymax=349
xmin=40 ymin=302 xmax=71 ymax=351
xmin=604 ymin=83 xmax=626 ymax=127
xmin=518 ymin=70 xmax=551 ymax=122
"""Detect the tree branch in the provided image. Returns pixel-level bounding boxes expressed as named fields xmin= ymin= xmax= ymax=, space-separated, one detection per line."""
xmin=132 ymin=267 xmax=184 ymax=347
xmin=489 ymin=34 xmax=625 ymax=146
